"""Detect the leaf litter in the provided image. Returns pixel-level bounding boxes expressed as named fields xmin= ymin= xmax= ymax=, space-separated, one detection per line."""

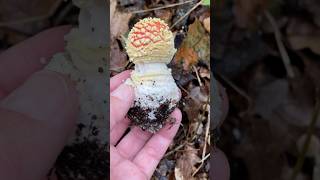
xmin=214 ymin=0 xmax=320 ymax=179
xmin=112 ymin=0 xmax=211 ymax=179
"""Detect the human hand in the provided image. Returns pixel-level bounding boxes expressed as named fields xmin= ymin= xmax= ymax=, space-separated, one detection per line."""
xmin=0 ymin=26 xmax=78 ymax=180
xmin=110 ymin=70 xmax=182 ymax=180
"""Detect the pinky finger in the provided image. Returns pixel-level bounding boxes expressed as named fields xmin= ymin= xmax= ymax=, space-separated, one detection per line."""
xmin=132 ymin=109 xmax=182 ymax=179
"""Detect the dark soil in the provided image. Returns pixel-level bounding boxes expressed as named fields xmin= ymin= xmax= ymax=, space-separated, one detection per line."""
xmin=128 ymin=99 xmax=175 ymax=133
xmin=51 ymin=140 xmax=108 ymax=180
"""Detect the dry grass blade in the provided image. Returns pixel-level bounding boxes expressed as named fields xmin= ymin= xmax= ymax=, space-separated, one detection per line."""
xmin=192 ymin=100 xmax=210 ymax=176
xmin=264 ymin=10 xmax=295 ymax=79
xmin=165 ymin=142 xmax=187 ymax=157
xmin=170 ymin=0 xmax=203 ymax=29
xmin=193 ymin=65 xmax=203 ymax=86
xmin=290 ymin=96 xmax=320 ymax=180
xmin=131 ymin=0 xmax=195 ymax=14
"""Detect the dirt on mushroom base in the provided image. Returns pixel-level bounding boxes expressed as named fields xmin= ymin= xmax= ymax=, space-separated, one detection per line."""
xmin=128 ymin=99 xmax=176 ymax=133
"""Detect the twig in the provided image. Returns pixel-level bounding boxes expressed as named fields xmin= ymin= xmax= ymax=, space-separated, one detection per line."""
xmin=192 ymin=106 xmax=210 ymax=176
xmin=197 ymin=153 xmax=210 ymax=163
xmin=170 ymin=0 xmax=203 ymax=29
xmin=178 ymin=84 xmax=189 ymax=95
xmin=264 ymin=10 xmax=295 ymax=79
xmin=290 ymin=97 xmax=320 ymax=180
xmin=164 ymin=142 xmax=186 ymax=157
xmin=0 ymin=0 xmax=63 ymax=27
xmin=131 ymin=0 xmax=195 ymax=14
xmin=192 ymin=65 xmax=203 ymax=86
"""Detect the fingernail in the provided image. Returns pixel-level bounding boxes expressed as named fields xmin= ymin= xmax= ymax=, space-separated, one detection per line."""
xmin=0 ymin=70 xmax=77 ymax=122
xmin=111 ymin=83 xmax=134 ymax=102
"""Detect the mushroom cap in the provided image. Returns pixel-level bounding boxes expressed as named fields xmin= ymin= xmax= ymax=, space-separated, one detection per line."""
xmin=126 ymin=17 xmax=176 ymax=64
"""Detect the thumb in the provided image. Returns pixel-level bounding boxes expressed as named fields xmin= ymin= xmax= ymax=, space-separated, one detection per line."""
xmin=0 ymin=70 xmax=78 ymax=180
xmin=110 ymin=83 xmax=134 ymax=130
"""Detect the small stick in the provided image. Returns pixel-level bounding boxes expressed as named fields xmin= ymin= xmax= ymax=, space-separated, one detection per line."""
xmin=170 ymin=0 xmax=203 ymax=29
xmin=290 ymin=96 xmax=320 ymax=180
xmin=264 ymin=10 xmax=295 ymax=79
xmin=131 ymin=0 xmax=195 ymax=14
xmin=192 ymin=65 xmax=203 ymax=86
xmin=198 ymin=153 xmax=210 ymax=163
xmin=192 ymin=107 xmax=210 ymax=176
xmin=164 ymin=142 xmax=186 ymax=157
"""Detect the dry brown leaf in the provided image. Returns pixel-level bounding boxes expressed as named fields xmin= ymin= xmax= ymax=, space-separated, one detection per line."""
xmin=175 ymin=46 xmax=198 ymax=70
xmin=203 ymin=17 xmax=210 ymax=33
xmin=288 ymin=35 xmax=320 ymax=54
xmin=175 ymin=145 xmax=201 ymax=180
xmin=286 ymin=18 xmax=320 ymax=55
xmin=184 ymin=86 xmax=209 ymax=123
xmin=110 ymin=0 xmax=132 ymax=40
xmin=199 ymin=67 xmax=210 ymax=79
xmin=174 ymin=19 xmax=210 ymax=70
xmin=154 ymin=9 xmax=173 ymax=24
xmin=110 ymin=0 xmax=132 ymax=71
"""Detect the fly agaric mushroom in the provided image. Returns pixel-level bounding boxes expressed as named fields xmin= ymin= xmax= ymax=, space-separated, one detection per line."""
xmin=125 ymin=17 xmax=181 ymax=133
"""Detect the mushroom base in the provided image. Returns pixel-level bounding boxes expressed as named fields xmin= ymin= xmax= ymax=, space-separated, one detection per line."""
xmin=127 ymin=100 xmax=176 ymax=133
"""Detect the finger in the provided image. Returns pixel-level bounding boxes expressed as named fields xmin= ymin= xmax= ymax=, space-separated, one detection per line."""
xmin=0 ymin=25 xmax=71 ymax=94
xmin=210 ymin=148 xmax=230 ymax=180
xmin=110 ymin=83 xmax=134 ymax=130
xmin=110 ymin=70 xmax=131 ymax=92
xmin=133 ymin=109 xmax=182 ymax=179
xmin=0 ymin=70 xmax=78 ymax=180
xmin=110 ymin=117 xmax=130 ymax=145
xmin=110 ymin=146 xmax=148 ymax=180
xmin=115 ymin=127 xmax=152 ymax=159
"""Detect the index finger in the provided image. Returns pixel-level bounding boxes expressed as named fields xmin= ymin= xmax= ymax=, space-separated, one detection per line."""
xmin=0 ymin=25 xmax=71 ymax=94
xmin=110 ymin=70 xmax=131 ymax=92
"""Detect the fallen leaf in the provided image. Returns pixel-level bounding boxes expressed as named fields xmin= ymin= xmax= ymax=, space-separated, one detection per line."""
xmin=203 ymin=17 xmax=210 ymax=33
xmin=174 ymin=19 xmax=210 ymax=70
xmin=199 ymin=66 xmax=210 ymax=79
xmin=110 ymin=0 xmax=132 ymax=40
xmin=110 ymin=42 xmax=128 ymax=72
xmin=154 ymin=9 xmax=173 ymax=24
xmin=184 ymin=86 xmax=209 ymax=123
xmin=175 ymin=145 xmax=201 ymax=180
xmin=288 ymin=35 xmax=320 ymax=55
xmin=110 ymin=0 xmax=132 ymax=71
xmin=175 ymin=46 xmax=198 ymax=70
xmin=286 ymin=18 xmax=320 ymax=55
